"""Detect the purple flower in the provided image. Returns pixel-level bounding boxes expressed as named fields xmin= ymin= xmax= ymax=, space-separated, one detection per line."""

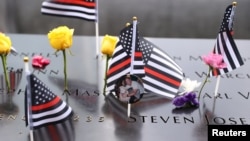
xmin=173 ymin=96 xmax=187 ymax=107
xmin=173 ymin=92 xmax=199 ymax=108
xmin=185 ymin=92 xmax=199 ymax=107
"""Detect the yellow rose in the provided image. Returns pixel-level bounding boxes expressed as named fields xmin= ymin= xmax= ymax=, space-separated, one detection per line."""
xmin=0 ymin=33 xmax=12 ymax=55
xmin=101 ymin=35 xmax=118 ymax=57
xmin=47 ymin=26 xmax=74 ymax=50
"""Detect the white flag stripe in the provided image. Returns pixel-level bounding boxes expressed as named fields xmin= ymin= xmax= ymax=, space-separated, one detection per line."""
xmin=109 ymin=46 xmax=127 ymax=65
xmin=109 ymin=53 xmax=127 ymax=66
xmin=131 ymin=69 xmax=145 ymax=74
xmin=217 ymin=34 xmax=232 ymax=72
xmin=107 ymin=68 xmax=130 ymax=91
xmin=33 ymin=107 xmax=72 ymax=127
xmin=42 ymin=2 xmax=96 ymax=14
xmin=41 ymin=9 xmax=96 ymax=20
xmin=153 ymin=48 xmax=183 ymax=72
xmin=213 ymin=34 xmax=229 ymax=75
xmin=222 ymin=32 xmax=241 ymax=68
xmin=133 ymin=60 xmax=144 ymax=66
xmin=107 ymin=67 xmax=130 ymax=84
xmin=218 ymin=33 xmax=232 ymax=72
xmin=143 ymin=83 xmax=175 ymax=98
xmin=147 ymin=60 xmax=183 ymax=80
xmin=143 ymin=76 xmax=177 ymax=93
xmin=32 ymin=101 xmax=67 ymax=119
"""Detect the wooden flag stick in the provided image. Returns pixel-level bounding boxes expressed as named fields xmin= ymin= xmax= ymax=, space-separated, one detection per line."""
xmin=214 ymin=75 xmax=221 ymax=97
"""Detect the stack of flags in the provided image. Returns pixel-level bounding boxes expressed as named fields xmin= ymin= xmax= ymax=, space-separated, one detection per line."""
xmin=106 ymin=18 xmax=184 ymax=100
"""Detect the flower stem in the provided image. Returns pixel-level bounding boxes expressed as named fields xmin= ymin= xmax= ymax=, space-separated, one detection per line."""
xmin=198 ymin=67 xmax=211 ymax=100
xmin=103 ymin=55 xmax=110 ymax=96
xmin=62 ymin=50 xmax=68 ymax=91
xmin=1 ymin=55 xmax=10 ymax=93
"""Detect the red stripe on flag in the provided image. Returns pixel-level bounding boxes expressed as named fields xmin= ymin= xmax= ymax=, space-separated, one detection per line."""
xmin=107 ymin=58 xmax=131 ymax=76
xmin=145 ymin=67 xmax=180 ymax=87
xmin=56 ymin=0 xmax=95 ymax=7
xmin=134 ymin=52 xmax=142 ymax=57
xmin=212 ymin=68 xmax=218 ymax=76
xmin=48 ymin=125 xmax=61 ymax=141
xmin=32 ymin=96 xmax=61 ymax=111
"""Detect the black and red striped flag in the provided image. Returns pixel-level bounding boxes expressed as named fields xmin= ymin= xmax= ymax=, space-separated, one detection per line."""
xmin=106 ymin=23 xmax=145 ymax=92
xmin=106 ymin=20 xmax=184 ymax=99
xmin=139 ymin=37 xmax=184 ymax=99
xmin=41 ymin=0 xmax=97 ymax=21
xmin=25 ymin=74 xmax=73 ymax=129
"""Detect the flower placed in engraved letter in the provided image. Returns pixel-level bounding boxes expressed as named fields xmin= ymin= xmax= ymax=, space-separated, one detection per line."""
xmin=32 ymin=55 xmax=50 ymax=69
xmin=0 ymin=32 xmax=12 ymax=92
xmin=198 ymin=52 xmax=227 ymax=99
xmin=48 ymin=26 xmax=74 ymax=94
xmin=173 ymin=78 xmax=200 ymax=108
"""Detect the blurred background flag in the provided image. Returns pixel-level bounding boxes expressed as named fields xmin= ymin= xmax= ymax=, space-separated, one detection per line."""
xmin=41 ymin=0 xmax=97 ymax=21
xmin=41 ymin=0 xmax=100 ymax=56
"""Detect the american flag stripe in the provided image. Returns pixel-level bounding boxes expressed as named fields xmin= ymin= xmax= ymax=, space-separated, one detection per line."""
xmin=106 ymin=44 xmax=131 ymax=91
xmin=106 ymin=68 xmax=130 ymax=91
xmin=148 ymin=49 xmax=183 ymax=79
xmin=132 ymin=51 xmax=145 ymax=75
xmin=41 ymin=1 xmax=96 ymax=21
xmin=32 ymin=96 xmax=60 ymax=111
xmin=32 ymin=101 xmax=69 ymax=118
xmin=54 ymin=0 xmax=95 ymax=7
xmin=32 ymin=106 xmax=72 ymax=127
xmin=142 ymin=77 xmax=176 ymax=98
xmin=144 ymin=67 xmax=181 ymax=87
xmin=212 ymin=31 xmax=243 ymax=76
xmin=32 ymin=105 xmax=70 ymax=122
xmin=140 ymin=38 xmax=184 ymax=98
xmin=25 ymin=74 xmax=73 ymax=129
xmin=153 ymin=47 xmax=183 ymax=73
xmin=34 ymin=118 xmax=75 ymax=141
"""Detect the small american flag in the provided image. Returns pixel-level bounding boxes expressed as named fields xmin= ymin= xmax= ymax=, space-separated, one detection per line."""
xmin=139 ymin=37 xmax=184 ymax=98
xmin=41 ymin=0 xmax=97 ymax=21
xmin=210 ymin=3 xmax=244 ymax=76
xmin=106 ymin=23 xmax=145 ymax=92
xmin=25 ymin=74 xmax=73 ymax=129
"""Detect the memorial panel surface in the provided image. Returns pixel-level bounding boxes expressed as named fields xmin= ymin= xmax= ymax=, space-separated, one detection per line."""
xmin=0 ymin=34 xmax=249 ymax=141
